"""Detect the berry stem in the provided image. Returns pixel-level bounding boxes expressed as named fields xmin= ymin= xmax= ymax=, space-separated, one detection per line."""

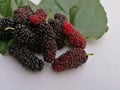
xmin=5 ymin=27 xmax=15 ymax=31
xmin=87 ymin=53 xmax=94 ymax=56
xmin=46 ymin=13 xmax=51 ymax=23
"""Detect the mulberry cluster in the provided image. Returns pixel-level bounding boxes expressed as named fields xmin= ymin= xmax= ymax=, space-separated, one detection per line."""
xmin=52 ymin=48 xmax=88 ymax=72
xmin=48 ymin=19 xmax=65 ymax=49
xmin=8 ymin=43 xmax=44 ymax=71
xmin=0 ymin=5 xmax=91 ymax=72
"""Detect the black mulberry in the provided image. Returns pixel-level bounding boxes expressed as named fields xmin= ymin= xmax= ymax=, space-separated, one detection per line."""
xmin=26 ymin=26 xmax=43 ymax=53
xmin=0 ymin=18 xmax=14 ymax=40
xmin=1 ymin=18 xmax=15 ymax=27
xmin=8 ymin=43 xmax=44 ymax=71
xmin=48 ymin=19 xmax=65 ymax=49
xmin=14 ymin=24 xmax=35 ymax=45
xmin=52 ymin=48 xmax=88 ymax=72
xmin=13 ymin=6 xmax=34 ymax=24
xmin=36 ymin=21 xmax=57 ymax=63
xmin=54 ymin=13 xmax=67 ymax=24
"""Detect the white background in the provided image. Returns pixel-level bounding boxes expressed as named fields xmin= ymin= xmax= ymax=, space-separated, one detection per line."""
xmin=0 ymin=0 xmax=120 ymax=90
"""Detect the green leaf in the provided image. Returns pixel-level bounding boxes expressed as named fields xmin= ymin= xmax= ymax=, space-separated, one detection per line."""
xmin=0 ymin=40 xmax=12 ymax=54
xmin=29 ymin=0 xmax=108 ymax=39
xmin=72 ymin=0 xmax=108 ymax=39
xmin=29 ymin=0 xmax=69 ymax=19
xmin=0 ymin=0 xmax=29 ymax=17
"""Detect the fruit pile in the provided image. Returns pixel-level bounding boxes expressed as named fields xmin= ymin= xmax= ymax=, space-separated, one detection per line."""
xmin=0 ymin=6 xmax=90 ymax=72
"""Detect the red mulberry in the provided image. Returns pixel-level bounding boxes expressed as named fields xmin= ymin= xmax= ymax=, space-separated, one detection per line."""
xmin=13 ymin=6 xmax=34 ymax=24
xmin=8 ymin=43 xmax=44 ymax=71
xmin=48 ymin=19 xmax=65 ymax=49
xmin=52 ymin=48 xmax=88 ymax=72
xmin=29 ymin=9 xmax=47 ymax=25
xmin=36 ymin=9 xmax=47 ymax=18
xmin=62 ymin=21 xmax=86 ymax=49
xmin=54 ymin=13 xmax=86 ymax=49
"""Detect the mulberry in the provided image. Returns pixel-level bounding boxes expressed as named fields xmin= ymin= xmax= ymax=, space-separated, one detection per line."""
xmin=54 ymin=13 xmax=67 ymax=24
xmin=52 ymin=48 xmax=88 ymax=72
xmin=26 ymin=26 xmax=43 ymax=53
xmin=0 ymin=18 xmax=14 ymax=40
xmin=14 ymin=24 xmax=35 ymax=45
xmin=48 ymin=19 xmax=65 ymax=49
xmin=29 ymin=9 xmax=47 ymax=25
xmin=62 ymin=21 xmax=86 ymax=49
xmin=1 ymin=18 xmax=14 ymax=27
xmin=36 ymin=9 xmax=47 ymax=17
xmin=13 ymin=6 xmax=34 ymax=24
xmin=8 ymin=43 xmax=44 ymax=71
xmin=36 ymin=21 xmax=57 ymax=63
xmin=54 ymin=13 xmax=86 ymax=49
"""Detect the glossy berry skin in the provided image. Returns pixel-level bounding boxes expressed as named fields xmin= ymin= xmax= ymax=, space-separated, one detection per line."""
xmin=8 ymin=44 xmax=44 ymax=71
xmin=29 ymin=9 xmax=47 ymax=25
xmin=62 ymin=21 xmax=86 ymax=49
xmin=52 ymin=48 xmax=88 ymax=72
